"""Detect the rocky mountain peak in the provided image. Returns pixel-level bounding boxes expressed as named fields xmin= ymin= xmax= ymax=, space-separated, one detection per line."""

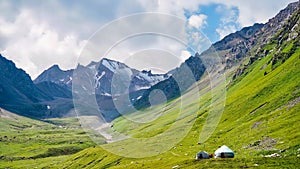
xmin=34 ymin=64 xmax=74 ymax=89
xmin=98 ymin=58 xmax=130 ymax=72
xmin=260 ymin=1 xmax=299 ymax=44
xmin=49 ymin=64 xmax=60 ymax=69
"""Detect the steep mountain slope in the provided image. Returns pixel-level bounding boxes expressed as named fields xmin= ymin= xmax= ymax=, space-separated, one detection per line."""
xmin=35 ymin=81 xmax=72 ymax=99
xmin=233 ymin=6 xmax=300 ymax=80
xmin=133 ymin=54 xmax=206 ymax=108
xmin=0 ymin=54 xmax=52 ymax=117
xmin=0 ymin=55 xmax=76 ymax=118
xmin=55 ymin=2 xmax=300 ymax=168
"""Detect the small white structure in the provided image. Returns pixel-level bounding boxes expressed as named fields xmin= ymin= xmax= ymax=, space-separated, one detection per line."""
xmin=214 ymin=145 xmax=234 ymax=158
xmin=195 ymin=151 xmax=210 ymax=160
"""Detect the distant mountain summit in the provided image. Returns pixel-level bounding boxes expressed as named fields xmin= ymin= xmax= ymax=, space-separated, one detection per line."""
xmin=34 ymin=64 xmax=73 ymax=89
xmin=36 ymin=58 xmax=167 ymax=96
xmin=34 ymin=58 xmax=169 ymax=121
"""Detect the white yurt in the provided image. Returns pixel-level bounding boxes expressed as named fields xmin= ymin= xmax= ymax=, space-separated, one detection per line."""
xmin=214 ymin=145 xmax=234 ymax=158
xmin=195 ymin=151 xmax=210 ymax=160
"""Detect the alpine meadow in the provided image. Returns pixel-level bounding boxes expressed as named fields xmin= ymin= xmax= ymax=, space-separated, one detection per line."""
xmin=0 ymin=1 xmax=299 ymax=169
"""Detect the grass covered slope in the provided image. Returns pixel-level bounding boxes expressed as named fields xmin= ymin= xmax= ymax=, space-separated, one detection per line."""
xmin=57 ymin=38 xmax=300 ymax=168
xmin=0 ymin=109 xmax=104 ymax=168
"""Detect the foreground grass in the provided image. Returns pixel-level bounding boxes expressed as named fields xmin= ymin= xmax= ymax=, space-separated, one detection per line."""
xmin=0 ymin=112 xmax=103 ymax=168
xmin=53 ymin=146 xmax=300 ymax=169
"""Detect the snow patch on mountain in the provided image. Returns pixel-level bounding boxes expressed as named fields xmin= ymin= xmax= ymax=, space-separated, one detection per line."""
xmin=102 ymin=59 xmax=124 ymax=72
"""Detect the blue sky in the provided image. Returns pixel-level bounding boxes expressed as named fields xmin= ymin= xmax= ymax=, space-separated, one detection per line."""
xmin=0 ymin=0 xmax=296 ymax=78
xmin=185 ymin=4 xmax=240 ymax=42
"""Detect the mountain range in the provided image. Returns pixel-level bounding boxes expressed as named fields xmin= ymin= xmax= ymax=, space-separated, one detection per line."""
xmin=0 ymin=1 xmax=298 ymax=122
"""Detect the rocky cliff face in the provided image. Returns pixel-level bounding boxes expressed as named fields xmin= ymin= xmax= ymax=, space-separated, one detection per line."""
xmin=259 ymin=1 xmax=299 ymax=44
xmin=133 ymin=54 xmax=206 ymax=109
xmin=201 ymin=1 xmax=299 ymax=70
xmin=233 ymin=2 xmax=300 ymax=80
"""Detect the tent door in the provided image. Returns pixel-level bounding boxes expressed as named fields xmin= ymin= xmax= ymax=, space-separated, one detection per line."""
xmin=221 ymin=153 xmax=225 ymax=158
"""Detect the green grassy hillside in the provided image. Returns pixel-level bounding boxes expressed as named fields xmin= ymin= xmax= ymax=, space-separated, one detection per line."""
xmin=53 ymin=38 xmax=300 ymax=168
xmin=0 ymin=109 xmax=104 ymax=168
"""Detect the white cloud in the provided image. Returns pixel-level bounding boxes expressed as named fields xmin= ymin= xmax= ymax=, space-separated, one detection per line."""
xmin=180 ymin=50 xmax=192 ymax=61
xmin=78 ymin=13 xmax=188 ymax=73
xmin=216 ymin=5 xmax=239 ymax=24
xmin=138 ymin=0 xmax=296 ymax=27
xmin=186 ymin=30 xmax=211 ymax=53
xmin=0 ymin=10 xmax=87 ymax=79
xmin=124 ymin=48 xmax=183 ymax=74
xmin=215 ymin=5 xmax=239 ymax=39
xmin=213 ymin=0 xmax=295 ymax=27
xmin=188 ymin=14 xmax=208 ymax=29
